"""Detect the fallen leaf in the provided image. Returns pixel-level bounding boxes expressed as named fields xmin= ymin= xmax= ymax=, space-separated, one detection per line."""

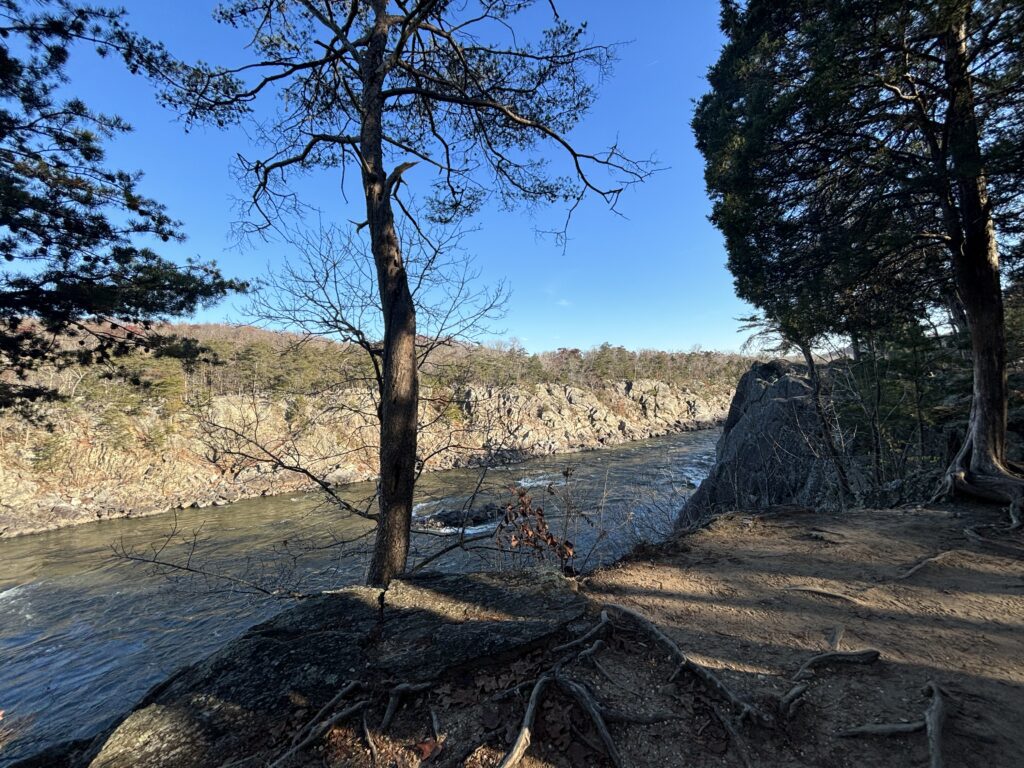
xmin=413 ymin=737 xmax=443 ymax=761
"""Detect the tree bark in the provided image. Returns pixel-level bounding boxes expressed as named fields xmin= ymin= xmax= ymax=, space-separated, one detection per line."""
xmin=363 ymin=3 xmax=419 ymax=586
xmin=943 ymin=11 xmax=1010 ymax=479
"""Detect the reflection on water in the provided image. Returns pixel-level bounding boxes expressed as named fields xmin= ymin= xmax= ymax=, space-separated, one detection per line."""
xmin=0 ymin=430 xmax=717 ymax=764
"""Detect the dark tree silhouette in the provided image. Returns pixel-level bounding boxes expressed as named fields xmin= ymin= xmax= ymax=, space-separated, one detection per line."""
xmin=0 ymin=1 xmax=243 ymax=402
xmin=695 ymin=0 xmax=1024 ymax=521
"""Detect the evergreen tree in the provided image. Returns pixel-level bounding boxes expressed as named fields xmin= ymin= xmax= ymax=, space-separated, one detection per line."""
xmin=0 ymin=0 xmax=242 ymax=400
xmin=694 ymin=0 xmax=1024 ymax=518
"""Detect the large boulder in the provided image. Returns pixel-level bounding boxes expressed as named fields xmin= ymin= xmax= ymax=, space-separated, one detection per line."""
xmin=682 ymin=361 xmax=836 ymax=521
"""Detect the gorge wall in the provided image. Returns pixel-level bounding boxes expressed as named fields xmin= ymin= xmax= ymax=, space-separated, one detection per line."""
xmin=0 ymin=379 xmax=731 ymax=537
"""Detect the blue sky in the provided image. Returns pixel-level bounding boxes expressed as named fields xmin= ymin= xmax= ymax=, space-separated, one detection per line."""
xmin=63 ymin=1 xmax=752 ymax=352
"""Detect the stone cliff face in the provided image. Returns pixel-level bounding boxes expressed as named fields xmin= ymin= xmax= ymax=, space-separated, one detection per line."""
xmin=0 ymin=379 xmax=731 ymax=537
xmin=682 ymin=361 xmax=836 ymax=521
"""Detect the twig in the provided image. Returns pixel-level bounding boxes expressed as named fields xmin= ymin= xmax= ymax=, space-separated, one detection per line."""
xmin=604 ymin=603 xmax=770 ymax=726
xmin=897 ymin=551 xmax=955 ymax=580
xmin=294 ymin=681 xmax=363 ymax=745
xmin=497 ymin=673 xmax=552 ymax=768
xmin=362 ymin=711 xmax=379 ymax=767
xmin=792 ymin=648 xmax=880 ymax=681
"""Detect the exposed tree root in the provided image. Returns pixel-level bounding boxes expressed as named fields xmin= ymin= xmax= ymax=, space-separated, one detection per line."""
xmin=897 ymin=551 xmax=956 ymax=580
xmin=270 ymin=699 xmax=369 ymax=768
xmin=792 ymin=648 xmax=880 ymax=682
xmin=379 ymin=681 xmax=433 ymax=731
xmin=777 ymin=683 xmax=808 ymax=720
xmin=963 ymin=526 xmax=1024 ymax=558
xmin=604 ymin=602 xmax=771 ymax=726
xmin=783 ymin=586 xmax=864 ymax=605
xmin=710 ymin=701 xmax=754 ymax=768
xmin=837 ymin=721 xmax=925 ymax=737
xmin=551 ymin=610 xmax=610 ymax=654
xmin=362 ymin=711 xmax=379 ymax=767
xmin=828 ymin=625 xmax=845 ymax=650
xmin=833 ymin=679 xmax=948 ymax=768
xmin=554 ymin=675 xmax=624 ymax=768
xmin=937 ymin=431 xmax=1024 ymax=530
xmin=497 ymin=674 xmax=552 ymax=768
xmin=924 ymin=681 xmax=947 ymax=768
xmin=288 ymin=680 xmax=363 ymax=748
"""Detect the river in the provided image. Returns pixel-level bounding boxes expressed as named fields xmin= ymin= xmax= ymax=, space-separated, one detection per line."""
xmin=0 ymin=429 xmax=718 ymax=764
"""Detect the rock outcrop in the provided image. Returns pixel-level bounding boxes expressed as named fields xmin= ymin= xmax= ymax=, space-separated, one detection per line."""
xmin=0 ymin=379 xmax=731 ymax=537
xmin=13 ymin=571 xmax=587 ymax=768
xmin=682 ymin=361 xmax=837 ymax=521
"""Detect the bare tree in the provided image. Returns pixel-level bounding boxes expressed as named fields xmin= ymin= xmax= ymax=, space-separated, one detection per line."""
xmin=139 ymin=0 xmax=651 ymax=584
xmin=194 ymin=218 xmax=507 ymax=523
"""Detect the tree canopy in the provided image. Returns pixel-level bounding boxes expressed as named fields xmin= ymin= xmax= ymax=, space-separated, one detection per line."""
xmin=695 ymin=0 xmax=1024 ymax=510
xmin=0 ymin=0 xmax=242 ymax=399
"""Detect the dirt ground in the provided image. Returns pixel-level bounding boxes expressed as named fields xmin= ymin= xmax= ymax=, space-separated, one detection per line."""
xmin=274 ymin=502 xmax=1024 ymax=768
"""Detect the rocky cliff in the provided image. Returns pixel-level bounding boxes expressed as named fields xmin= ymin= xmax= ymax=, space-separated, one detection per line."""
xmin=0 ymin=379 xmax=731 ymax=537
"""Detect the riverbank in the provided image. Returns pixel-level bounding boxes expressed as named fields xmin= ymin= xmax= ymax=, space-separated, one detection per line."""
xmin=0 ymin=379 xmax=731 ymax=539
xmin=16 ymin=500 xmax=1023 ymax=767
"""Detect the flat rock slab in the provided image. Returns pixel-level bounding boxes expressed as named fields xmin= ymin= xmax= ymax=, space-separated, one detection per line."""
xmin=40 ymin=570 xmax=584 ymax=768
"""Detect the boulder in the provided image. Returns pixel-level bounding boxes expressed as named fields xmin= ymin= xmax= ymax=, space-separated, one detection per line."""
xmin=682 ymin=361 xmax=836 ymax=522
xmin=417 ymin=501 xmax=505 ymax=530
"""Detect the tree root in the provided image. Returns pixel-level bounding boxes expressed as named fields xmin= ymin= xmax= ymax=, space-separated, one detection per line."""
xmin=498 ymin=674 xmax=552 ymax=768
xmin=834 ymin=679 xmax=947 ymax=768
xmin=837 ymin=721 xmax=925 ymax=737
xmin=552 ymin=610 xmax=610 ymax=654
xmin=777 ymin=683 xmax=808 ymax=719
xmin=924 ymin=681 xmax=947 ymax=768
xmin=792 ymin=648 xmax=880 ymax=682
xmin=270 ymin=699 xmax=369 ymax=768
xmin=554 ymin=675 xmax=624 ymax=768
xmin=710 ymin=701 xmax=754 ymax=768
xmin=288 ymin=680 xmax=363 ymax=748
xmin=897 ymin=551 xmax=956 ymax=580
xmin=783 ymin=586 xmax=864 ymax=605
xmin=379 ymin=681 xmax=433 ymax=731
xmin=963 ymin=526 xmax=1024 ymax=558
xmin=362 ymin=711 xmax=379 ymax=767
xmin=937 ymin=447 xmax=1024 ymax=530
xmin=828 ymin=625 xmax=845 ymax=650
xmin=604 ymin=603 xmax=771 ymax=726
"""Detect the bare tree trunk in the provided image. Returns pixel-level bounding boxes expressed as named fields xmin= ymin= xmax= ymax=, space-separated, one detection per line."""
xmin=363 ymin=2 xmax=418 ymax=586
xmin=943 ymin=12 xmax=1011 ymax=480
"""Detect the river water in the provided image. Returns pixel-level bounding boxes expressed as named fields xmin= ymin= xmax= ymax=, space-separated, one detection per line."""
xmin=0 ymin=430 xmax=718 ymax=764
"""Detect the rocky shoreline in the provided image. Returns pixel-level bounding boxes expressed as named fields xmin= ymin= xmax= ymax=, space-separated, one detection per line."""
xmin=0 ymin=379 xmax=731 ymax=539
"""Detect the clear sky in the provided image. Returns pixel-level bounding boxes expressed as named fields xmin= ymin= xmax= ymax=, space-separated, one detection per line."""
xmin=63 ymin=1 xmax=753 ymax=353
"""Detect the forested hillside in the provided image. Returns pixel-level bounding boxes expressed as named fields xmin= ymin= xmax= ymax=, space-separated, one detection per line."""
xmin=0 ymin=324 xmax=747 ymax=536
